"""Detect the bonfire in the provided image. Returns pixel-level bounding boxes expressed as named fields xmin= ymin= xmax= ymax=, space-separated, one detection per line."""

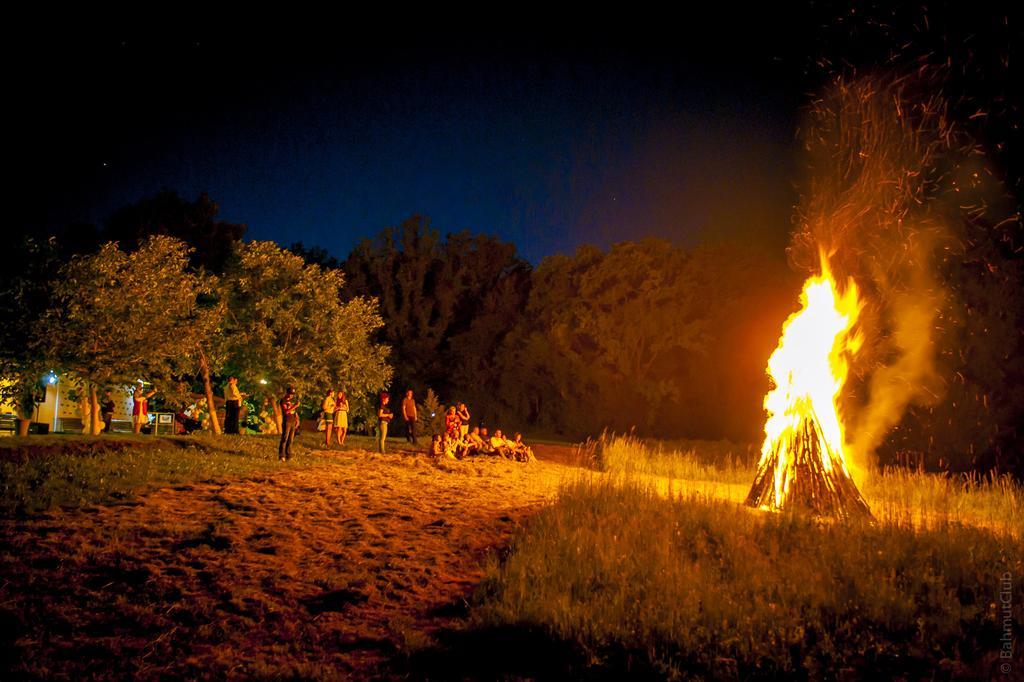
xmin=746 ymin=256 xmax=873 ymax=520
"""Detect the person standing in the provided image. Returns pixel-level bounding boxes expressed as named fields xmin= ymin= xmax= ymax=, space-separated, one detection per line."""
xmin=456 ymin=402 xmax=471 ymax=439
xmin=401 ymin=390 xmax=418 ymax=445
xmin=321 ymin=389 xmax=336 ymax=448
xmin=278 ymin=387 xmax=299 ymax=461
xmin=100 ymin=390 xmax=116 ymax=433
xmin=334 ymin=390 xmax=349 ymax=447
xmin=224 ymin=376 xmax=244 ymax=434
xmin=132 ymin=381 xmax=156 ymax=434
xmin=377 ymin=392 xmax=393 ymax=454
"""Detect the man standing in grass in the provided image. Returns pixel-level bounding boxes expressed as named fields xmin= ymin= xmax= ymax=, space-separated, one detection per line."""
xmin=224 ymin=377 xmax=244 ymax=434
xmin=321 ymin=388 xmax=336 ymax=448
xmin=402 ymin=389 xmax=418 ymax=445
xmin=377 ymin=392 xmax=393 ymax=454
xmin=100 ymin=390 xmax=116 ymax=433
xmin=278 ymin=387 xmax=299 ymax=461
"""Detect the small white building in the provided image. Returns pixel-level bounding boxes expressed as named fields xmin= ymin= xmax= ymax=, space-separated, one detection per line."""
xmin=1 ymin=374 xmax=133 ymax=433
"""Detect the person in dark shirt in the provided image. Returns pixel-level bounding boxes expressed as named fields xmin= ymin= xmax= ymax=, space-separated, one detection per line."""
xmin=100 ymin=390 xmax=116 ymax=433
xmin=278 ymin=387 xmax=299 ymax=461
xmin=401 ymin=390 xmax=418 ymax=445
xmin=377 ymin=392 xmax=393 ymax=454
xmin=224 ymin=376 xmax=245 ymax=435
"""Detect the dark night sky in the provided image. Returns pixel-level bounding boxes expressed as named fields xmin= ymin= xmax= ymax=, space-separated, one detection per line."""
xmin=12 ymin=19 xmax=813 ymax=263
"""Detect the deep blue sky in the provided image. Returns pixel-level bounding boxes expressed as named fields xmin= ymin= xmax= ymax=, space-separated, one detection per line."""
xmin=13 ymin=22 xmax=809 ymax=263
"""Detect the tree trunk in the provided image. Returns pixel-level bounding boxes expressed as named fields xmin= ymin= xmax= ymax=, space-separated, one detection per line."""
xmin=89 ymin=384 xmax=101 ymax=436
xmin=77 ymin=386 xmax=92 ymax=434
xmin=198 ymin=347 xmax=222 ymax=435
xmin=271 ymin=398 xmax=283 ymax=434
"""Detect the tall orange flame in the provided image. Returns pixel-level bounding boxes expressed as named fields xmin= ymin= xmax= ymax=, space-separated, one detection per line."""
xmin=755 ymin=255 xmax=864 ymax=510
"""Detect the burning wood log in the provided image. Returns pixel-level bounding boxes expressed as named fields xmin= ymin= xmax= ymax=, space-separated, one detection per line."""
xmin=745 ymin=409 xmax=873 ymax=520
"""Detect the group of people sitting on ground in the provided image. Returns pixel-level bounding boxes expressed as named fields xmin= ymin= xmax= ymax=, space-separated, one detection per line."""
xmin=431 ymin=405 xmax=535 ymax=462
xmin=306 ymin=388 xmax=535 ymax=462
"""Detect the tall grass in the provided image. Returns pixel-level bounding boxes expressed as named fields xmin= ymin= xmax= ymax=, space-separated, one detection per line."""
xmin=863 ymin=466 xmax=1024 ymax=537
xmin=474 ymin=474 xmax=1022 ymax=678
xmin=595 ymin=433 xmax=754 ymax=484
xmin=597 ymin=433 xmax=1024 ymax=537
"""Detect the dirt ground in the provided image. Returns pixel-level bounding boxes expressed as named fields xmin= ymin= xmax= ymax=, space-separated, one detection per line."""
xmin=0 ymin=441 xmax=579 ymax=679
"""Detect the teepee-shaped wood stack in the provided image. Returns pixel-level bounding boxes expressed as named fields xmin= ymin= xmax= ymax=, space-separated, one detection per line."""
xmin=745 ymin=412 xmax=873 ymax=521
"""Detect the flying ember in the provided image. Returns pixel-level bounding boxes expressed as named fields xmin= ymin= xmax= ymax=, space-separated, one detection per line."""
xmin=746 ymin=255 xmax=872 ymax=519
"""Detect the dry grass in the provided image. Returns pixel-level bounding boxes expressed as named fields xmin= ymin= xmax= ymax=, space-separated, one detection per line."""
xmin=596 ymin=434 xmax=1023 ymax=537
xmin=469 ymin=472 xmax=1021 ymax=679
xmin=862 ymin=466 xmax=1024 ymax=537
xmin=0 ymin=433 xmax=573 ymax=678
xmin=450 ymin=436 xmax=1024 ymax=679
xmin=595 ymin=433 xmax=754 ymax=484
xmin=1 ymin=432 xmax=1020 ymax=678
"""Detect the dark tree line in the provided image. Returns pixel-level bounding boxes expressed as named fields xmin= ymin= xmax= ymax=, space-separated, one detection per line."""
xmin=337 ymin=217 xmax=797 ymax=442
xmin=6 ymin=186 xmax=1022 ymax=473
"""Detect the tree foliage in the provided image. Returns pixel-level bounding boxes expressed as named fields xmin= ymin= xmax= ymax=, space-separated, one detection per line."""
xmin=104 ymin=190 xmax=246 ymax=274
xmin=44 ymin=236 xmax=223 ymax=431
xmin=0 ymin=237 xmax=60 ymax=417
xmin=343 ymin=215 xmax=530 ymax=402
xmin=224 ymin=241 xmax=391 ymax=410
xmin=492 ymin=240 xmax=795 ymax=439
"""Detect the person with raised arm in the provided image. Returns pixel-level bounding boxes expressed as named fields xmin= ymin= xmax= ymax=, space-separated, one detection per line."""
xmin=132 ymin=381 xmax=157 ymax=434
xmin=278 ymin=387 xmax=299 ymax=461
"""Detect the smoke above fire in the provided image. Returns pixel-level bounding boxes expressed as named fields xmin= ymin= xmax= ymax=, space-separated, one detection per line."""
xmin=787 ymin=71 xmax=973 ymax=474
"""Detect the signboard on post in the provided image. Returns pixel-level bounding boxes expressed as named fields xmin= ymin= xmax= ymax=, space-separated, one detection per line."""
xmin=153 ymin=412 xmax=175 ymax=436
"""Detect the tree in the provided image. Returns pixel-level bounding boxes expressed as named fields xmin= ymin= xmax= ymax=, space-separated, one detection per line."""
xmin=104 ymin=190 xmax=246 ymax=274
xmin=224 ymin=241 xmax=391 ymax=428
xmin=100 ymin=191 xmax=247 ymax=434
xmin=288 ymin=241 xmax=341 ymax=270
xmin=343 ymin=215 xmax=530 ymax=406
xmin=44 ymin=236 xmax=222 ymax=434
xmin=493 ymin=239 xmax=794 ymax=439
xmin=0 ymin=237 xmax=59 ymax=433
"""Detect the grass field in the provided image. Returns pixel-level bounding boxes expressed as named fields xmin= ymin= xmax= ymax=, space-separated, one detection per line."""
xmin=443 ymin=435 xmax=1023 ymax=679
xmin=1 ymin=431 xmax=1020 ymax=678
xmin=0 ymin=431 xmax=570 ymax=678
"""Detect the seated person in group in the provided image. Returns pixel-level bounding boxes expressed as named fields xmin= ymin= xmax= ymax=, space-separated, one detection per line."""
xmin=174 ymin=404 xmax=202 ymax=434
xmin=477 ymin=427 xmax=496 ymax=455
xmin=430 ymin=434 xmax=444 ymax=458
xmin=464 ymin=426 xmax=487 ymax=455
xmin=489 ymin=429 xmax=514 ymax=458
xmin=510 ymin=432 xmax=535 ymax=462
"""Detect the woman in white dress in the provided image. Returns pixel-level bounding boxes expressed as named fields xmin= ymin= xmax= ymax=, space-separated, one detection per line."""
xmin=334 ymin=390 xmax=349 ymax=446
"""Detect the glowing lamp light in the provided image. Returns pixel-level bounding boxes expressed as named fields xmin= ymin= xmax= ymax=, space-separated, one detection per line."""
xmin=44 ymin=372 xmax=58 ymax=385
xmin=259 ymin=378 xmax=268 ymax=385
